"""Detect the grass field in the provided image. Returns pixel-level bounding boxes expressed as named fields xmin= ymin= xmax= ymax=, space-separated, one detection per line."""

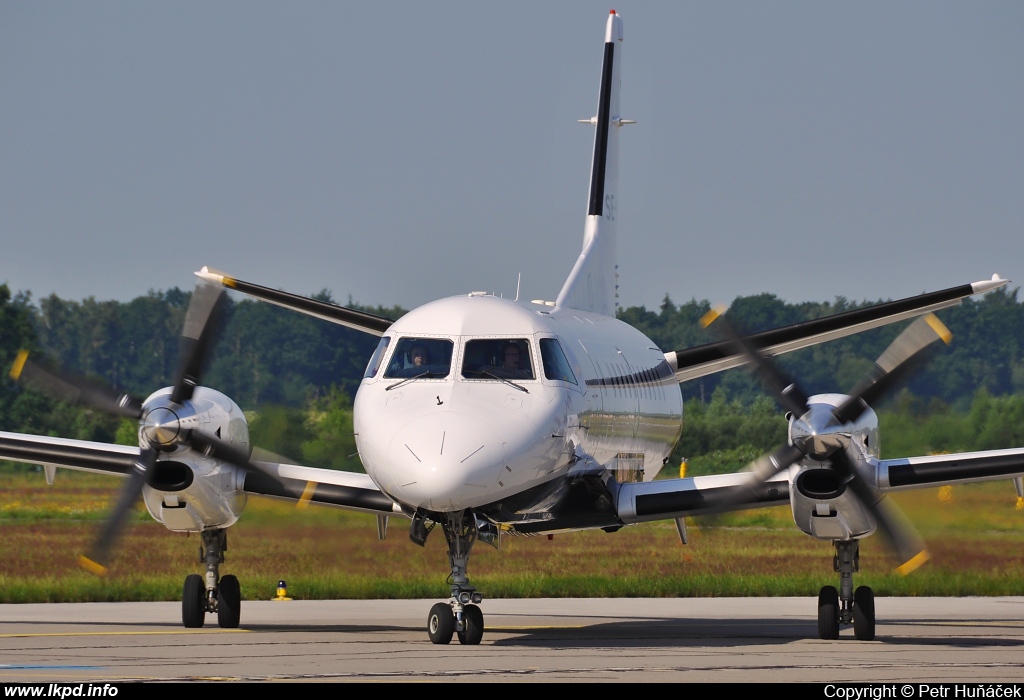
xmin=3 ymin=469 xmax=1024 ymax=603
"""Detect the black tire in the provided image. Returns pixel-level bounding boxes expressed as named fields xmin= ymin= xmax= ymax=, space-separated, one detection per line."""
xmin=457 ymin=604 xmax=484 ymax=645
xmin=817 ymin=585 xmax=839 ymax=640
xmin=217 ymin=574 xmax=241 ymax=629
xmin=182 ymin=574 xmax=206 ymax=628
xmin=427 ymin=602 xmax=455 ymax=645
xmin=853 ymin=585 xmax=875 ymax=641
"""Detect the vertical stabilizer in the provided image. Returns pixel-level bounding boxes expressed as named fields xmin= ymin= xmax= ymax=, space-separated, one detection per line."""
xmin=555 ymin=11 xmax=627 ymax=316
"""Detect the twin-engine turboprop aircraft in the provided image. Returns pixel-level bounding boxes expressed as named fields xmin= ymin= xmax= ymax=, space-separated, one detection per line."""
xmin=3 ymin=11 xmax=1024 ymax=644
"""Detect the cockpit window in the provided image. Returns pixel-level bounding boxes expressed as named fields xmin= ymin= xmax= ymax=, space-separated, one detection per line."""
xmin=539 ymin=338 xmax=578 ymax=385
xmin=363 ymin=336 xmax=391 ymax=378
xmin=383 ymin=337 xmax=454 ymax=378
xmin=461 ymin=339 xmax=534 ymax=380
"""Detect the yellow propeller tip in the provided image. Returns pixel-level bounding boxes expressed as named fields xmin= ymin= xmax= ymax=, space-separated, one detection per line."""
xmin=223 ymin=276 xmax=238 ymax=289
xmin=78 ymin=555 xmax=108 ymax=577
xmin=699 ymin=305 xmax=728 ymax=329
xmin=896 ymin=549 xmax=930 ymax=576
xmin=9 ymin=349 xmax=29 ymax=381
xmin=296 ymin=481 xmax=316 ymax=510
xmin=924 ymin=314 xmax=953 ymax=345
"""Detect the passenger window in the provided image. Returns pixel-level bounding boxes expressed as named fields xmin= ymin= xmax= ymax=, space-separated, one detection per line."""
xmin=462 ymin=339 xmax=534 ymax=380
xmin=383 ymin=337 xmax=454 ymax=378
xmin=363 ymin=336 xmax=392 ymax=378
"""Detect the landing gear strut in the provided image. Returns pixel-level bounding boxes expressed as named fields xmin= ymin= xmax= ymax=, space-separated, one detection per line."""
xmin=818 ymin=540 xmax=874 ymax=641
xmin=181 ymin=528 xmax=241 ymax=629
xmin=424 ymin=511 xmax=485 ymax=645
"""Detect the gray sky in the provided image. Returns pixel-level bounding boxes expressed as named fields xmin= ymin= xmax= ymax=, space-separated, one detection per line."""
xmin=2 ymin=2 xmax=1022 ymax=312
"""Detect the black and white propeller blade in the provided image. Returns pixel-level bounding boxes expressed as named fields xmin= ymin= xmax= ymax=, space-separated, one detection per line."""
xmin=77 ymin=448 xmax=159 ymax=576
xmin=8 ymin=281 xmax=280 ymax=575
xmin=171 ymin=281 xmax=226 ymax=404
xmin=702 ymin=309 xmax=951 ymax=574
xmin=9 ymin=351 xmax=144 ymax=420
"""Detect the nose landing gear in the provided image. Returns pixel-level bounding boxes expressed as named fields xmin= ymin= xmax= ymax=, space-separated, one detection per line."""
xmin=818 ymin=540 xmax=875 ymax=641
xmin=423 ymin=511 xmax=486 ymax=644
xmin=181 ymin=528 xmax=241 ymax=629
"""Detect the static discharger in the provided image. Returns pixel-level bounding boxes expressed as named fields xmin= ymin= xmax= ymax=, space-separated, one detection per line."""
xmin=273 ymin=580 xmax=292 ymax=601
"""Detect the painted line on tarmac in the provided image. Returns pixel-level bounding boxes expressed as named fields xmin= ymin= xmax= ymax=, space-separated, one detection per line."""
xmin=1 ymin=665 xmax=102 ymax=670
xmin=901 ymin=620 xmax=1024 ymax=628
xmin=0 ymin=629 xmax=252 ymax=638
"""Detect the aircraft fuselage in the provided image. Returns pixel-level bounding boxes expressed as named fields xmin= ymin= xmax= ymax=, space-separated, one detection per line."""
xmin=354 ymin=294 xmax=683 ymax=518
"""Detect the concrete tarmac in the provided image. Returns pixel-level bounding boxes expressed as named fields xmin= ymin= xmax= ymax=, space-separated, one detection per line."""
xmin=2 ymin=598 xmax=1024 ymax=682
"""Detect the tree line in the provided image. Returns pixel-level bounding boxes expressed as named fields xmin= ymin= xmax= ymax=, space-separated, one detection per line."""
xmin=2 ymin=283 xmax=1023 ymax=470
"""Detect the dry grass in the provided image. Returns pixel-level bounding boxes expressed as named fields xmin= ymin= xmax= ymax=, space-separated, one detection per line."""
xmin=3 ymin=470 xmax=1024 ymax=602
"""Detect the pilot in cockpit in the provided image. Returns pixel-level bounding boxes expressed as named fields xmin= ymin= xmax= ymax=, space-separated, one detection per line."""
xmin=409 ymin=345 xmax=429 ymax=367
xmin=501 ymin=344 xmax=522 ymax=371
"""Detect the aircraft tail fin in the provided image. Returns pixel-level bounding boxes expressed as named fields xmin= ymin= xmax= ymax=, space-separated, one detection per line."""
xmin=555 ymin=11 xmax=629 ymax=316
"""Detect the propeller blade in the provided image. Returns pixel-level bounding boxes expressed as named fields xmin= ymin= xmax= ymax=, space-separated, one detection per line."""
xmin=747 ymin=442 xmax=806 ymax=483
xmin=833 ymin=314 xmax=951 ymax=425
xmin=714 ymin=442 xmax=806 ymax=512
xmin=830 ymin=450 xmax=929 ymax=574
xmin=9 ymin=350 xmax=143 ymax=419
xmin=170 ymin=282 xmax=227 ymax=404
xmin=78 ymin=448 xmax=159 ymax=576
xmin=700 ymin=307 xmax=810 ymax=417
xmin=188 ymin=430 xmax=294 ymax=495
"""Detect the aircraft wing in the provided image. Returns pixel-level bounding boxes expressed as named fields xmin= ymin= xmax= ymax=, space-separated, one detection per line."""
xmin=194 ymin=267 xmax=394 ymax=336
xmin=245 ymin=459 xmax=404 ymax=517
xmin=613 ymin=446 xmax=1024 ymax=527
xmin=614 ymin=472 xmax=791 ymax=525
xmin=666 ymin=276 xmax=1007 ymax=383
xmin=0 ymin=431 xmax=138 ymax=478
xmin=878 ymin=447 xmax=1024 ymax=491
xmin=0 ymin=431 xmax=402 ymax=518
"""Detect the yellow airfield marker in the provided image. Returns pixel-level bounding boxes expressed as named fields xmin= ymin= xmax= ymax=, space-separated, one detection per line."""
xmin=273 ymin=580 xmax=293 ymax=601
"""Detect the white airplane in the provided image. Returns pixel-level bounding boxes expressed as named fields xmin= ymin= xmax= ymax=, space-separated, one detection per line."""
xmin=2 ymin=11 xmax=1023 ymax=644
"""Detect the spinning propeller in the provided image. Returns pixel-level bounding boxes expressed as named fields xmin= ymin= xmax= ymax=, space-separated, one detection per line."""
xmin=9 ymin=282 xmax=279 ymax=576
xmin=700 ymin=308 xmax=952 ymax=574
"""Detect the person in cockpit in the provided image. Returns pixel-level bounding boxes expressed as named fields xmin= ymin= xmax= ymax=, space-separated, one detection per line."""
xmin=494 ymin=342 xmax=531 ymax=379
xmin=409 ymin=345 xmax=429 ymax=367
xmin=502 ymin=344 xmax=522 ymax=371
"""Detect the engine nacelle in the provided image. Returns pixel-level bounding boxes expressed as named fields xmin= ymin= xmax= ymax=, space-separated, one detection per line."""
xmin=786 ymin=395 xmax=882 ymax=542
xmin=141 ymin=456 xmax=247 ymax=532
xmin=137 ymin=387 xmax=251 ymax=533
xmin=789 ymin=461 xmax=877 ymax=541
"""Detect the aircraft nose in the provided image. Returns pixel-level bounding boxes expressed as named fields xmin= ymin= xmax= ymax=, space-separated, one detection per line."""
xmin=386 ymin=411 xmax=506 ymax=511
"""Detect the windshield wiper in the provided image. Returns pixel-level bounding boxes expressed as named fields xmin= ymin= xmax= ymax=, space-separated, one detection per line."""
xmin=386 ymin=371 xmax=437 ymax=391
xmin=468 ymin=369 xmax=529 ymax=393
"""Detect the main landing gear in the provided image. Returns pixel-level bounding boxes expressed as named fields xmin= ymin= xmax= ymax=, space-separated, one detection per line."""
xmin=818 ymin=539 xmax=875 ymax=641
xmin=420 ymin=511 xmax=485 ymax=645
xmin=182 ymin=528 xmax=241 ymax=629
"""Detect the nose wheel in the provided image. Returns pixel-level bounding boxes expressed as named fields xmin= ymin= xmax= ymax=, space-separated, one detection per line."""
xmin=818 ymin=541 xmax=875 ymax=640
xmin=427 ymin=603 xmax=455 ymax=644
xmin=426 ymin=599 xmax=485 ymax=645
xmin=458 ymin=603 xmax=484 ymax=645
